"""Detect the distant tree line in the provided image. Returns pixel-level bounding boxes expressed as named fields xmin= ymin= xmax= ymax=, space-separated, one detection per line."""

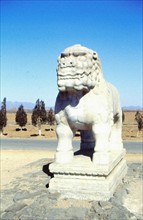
xmin=0 ymin=98 xmax=7 ymax=135
xmin=31 ymin=99 xmax=55 ymax=136
xmin=15 ymin=105 xmax=27 ymax=130
xmin=0 ymin=98 xmax=55 ymax=136
xmin=1 ymin=97 xmax=142 ymax=138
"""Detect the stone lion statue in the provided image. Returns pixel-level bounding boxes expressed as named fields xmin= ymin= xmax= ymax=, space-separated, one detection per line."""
xmin=55 ymin=44 xmax=123 ymax=163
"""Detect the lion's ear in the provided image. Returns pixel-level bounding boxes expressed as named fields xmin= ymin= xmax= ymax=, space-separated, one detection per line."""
xmin=93 ymin=52 xmax=98 ymax=61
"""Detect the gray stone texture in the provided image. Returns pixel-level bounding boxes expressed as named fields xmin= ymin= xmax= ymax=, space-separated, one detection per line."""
xmin=1 ymin=158 xmax=142 ymax=220
xmin=49 ymin=151 xmax=127 ymax=201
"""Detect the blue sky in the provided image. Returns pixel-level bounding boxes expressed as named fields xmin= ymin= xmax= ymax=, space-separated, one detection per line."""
xmin=1 ymin=0 xmax=142 ymax=108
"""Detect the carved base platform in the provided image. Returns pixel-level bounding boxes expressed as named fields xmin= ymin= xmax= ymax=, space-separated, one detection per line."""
xmin=48 ymin=150 xmax=127 ymax=201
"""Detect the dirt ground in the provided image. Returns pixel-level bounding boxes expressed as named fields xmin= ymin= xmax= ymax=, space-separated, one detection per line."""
xmin=2 ymin=111 xmax=143 ymax=141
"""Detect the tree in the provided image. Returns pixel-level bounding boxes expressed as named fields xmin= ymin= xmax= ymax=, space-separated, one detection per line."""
xmin=47 ymin=108 xmax=55 ymax=130
xmin=122 ymin=110 xmax=125 ymax=123
xmin=15 ymin=105 xmax=27 ymax=130
xmin=31 ymin=99 xmax=48 ymax=136
xmin=0 ymin=97 xmax=7 ymax=135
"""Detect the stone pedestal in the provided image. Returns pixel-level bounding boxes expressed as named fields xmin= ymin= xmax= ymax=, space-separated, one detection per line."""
xmin=48 ymin=149 xmax=127 ymax=201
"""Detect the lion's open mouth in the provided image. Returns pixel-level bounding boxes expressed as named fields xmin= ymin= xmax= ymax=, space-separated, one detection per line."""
xmin=58 ymin=72 xmax=91 ymax=80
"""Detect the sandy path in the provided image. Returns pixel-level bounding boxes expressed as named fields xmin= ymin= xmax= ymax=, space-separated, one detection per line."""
xmin=0 ymin=150 xmax=55 ymax=189
xmin=0 ymin=150 xmax=142 ymax=190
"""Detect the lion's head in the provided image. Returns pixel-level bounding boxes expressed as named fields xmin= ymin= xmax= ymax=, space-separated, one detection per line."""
xmin=57 ymin=44 xmax=103 ymax=92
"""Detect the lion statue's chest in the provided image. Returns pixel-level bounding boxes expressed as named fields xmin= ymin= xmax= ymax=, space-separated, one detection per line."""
xmin=59 ymin=90 xmax=111 ymax=130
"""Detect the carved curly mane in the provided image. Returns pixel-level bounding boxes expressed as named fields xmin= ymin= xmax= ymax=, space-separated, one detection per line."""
xmin=57 ymin=44 xmax=103 ymax=92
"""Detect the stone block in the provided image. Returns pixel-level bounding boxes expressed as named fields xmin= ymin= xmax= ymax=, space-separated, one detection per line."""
xmin=50 ymin=149 xmax=126 ymax=175
xmin=48 ymin=150 xmax=127 ymax=201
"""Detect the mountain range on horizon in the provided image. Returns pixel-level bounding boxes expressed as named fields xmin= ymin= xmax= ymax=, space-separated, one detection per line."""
xmin=1 ymin=100 xmax=142 ymax=111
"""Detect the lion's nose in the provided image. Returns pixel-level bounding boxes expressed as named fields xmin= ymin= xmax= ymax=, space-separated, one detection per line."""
xmin=61 ymin=60 xmax=75 ymax=67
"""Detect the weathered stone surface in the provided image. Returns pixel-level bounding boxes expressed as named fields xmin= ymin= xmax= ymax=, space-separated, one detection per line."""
xmin=1 ymin=159 xmax=142 ymax=220
xmin=50 ymin=149 xmax=126 ymax=175
xmin=13 ymin=189 xmax=46 ymax=202
xmin=0 ymin=192 xmax=14 ymax=214
xmin=49 ymin=156 xmax=127 ymax=201
xmin=13 ymin=190 xmax=30 ymax=201
xmin=109 ymin=206 xmax=130 ymax=220
xmin=5 ymin=202 xmax=27 ymax=212
xmin=123 ymin=179 xmax=143 ymax=219
xmin=1 ymin=211 xmax=17 ymax=220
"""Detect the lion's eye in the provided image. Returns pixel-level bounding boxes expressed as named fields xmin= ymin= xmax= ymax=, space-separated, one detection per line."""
xmin=73 ymin=52 xmax=86 ymax=57
xmin=93 ymin=57 xmax=97 ymax=60
xmin=60 ymin=53 xmax=69 ymax=58
xmin=93 ymin=52 xmax=97 ymax=60
xmin=72 ymin=52 xmax=79 ymax=57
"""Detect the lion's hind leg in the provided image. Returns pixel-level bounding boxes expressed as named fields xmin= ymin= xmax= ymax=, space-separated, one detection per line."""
xmin=92 ymin=123 xmax=111 ymax=153
xmin=109 ymin=113 xmax=123 ymax=151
